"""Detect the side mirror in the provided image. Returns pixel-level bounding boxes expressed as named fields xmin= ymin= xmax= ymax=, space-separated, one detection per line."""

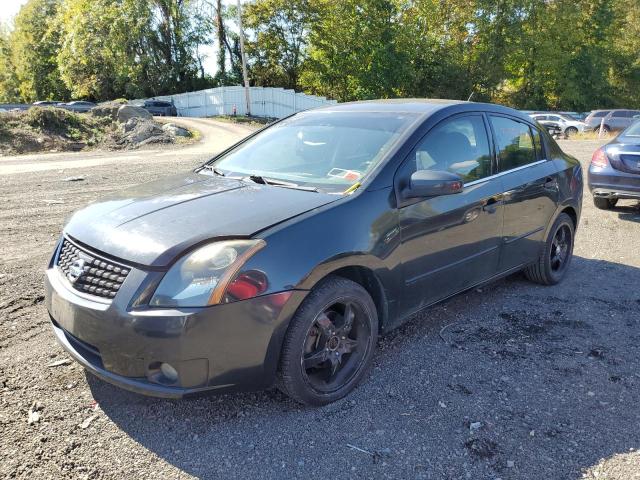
xmin=403 ymin=170 xmax=463 ymax=199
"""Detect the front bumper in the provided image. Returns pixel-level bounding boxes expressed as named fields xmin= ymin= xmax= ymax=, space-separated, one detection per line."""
xmin=45 ymin=266 xmax=306 ymax=398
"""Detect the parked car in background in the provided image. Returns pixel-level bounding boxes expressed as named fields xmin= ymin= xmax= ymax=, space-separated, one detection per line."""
xmin=598 ymin=110 xmax=640 ymax=133
xmin=584 ymin=110 xmax=612 ymax=130
xmin=140 ymin=99 xmax=177 ymax=117
xmin=530 ymin=113 xmax=587 ymax=136
xmin=588 ymin=119 xmax=640 ymax=209
xmin=33 ymin=101 xmax=63 ymax=107
xmin=59 ymin=101 xmax=97 ymax=113
xmin=45 ymin=99 xmax=583 ymax=405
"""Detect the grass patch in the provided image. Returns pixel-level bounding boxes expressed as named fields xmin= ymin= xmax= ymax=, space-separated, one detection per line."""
xmin=567 ymin=130 xmax=614 ymax=141
xmin=211 ymin=115 xmax=275 ymax=127
xmin=0 ymin=107 xmax=114 ymax=154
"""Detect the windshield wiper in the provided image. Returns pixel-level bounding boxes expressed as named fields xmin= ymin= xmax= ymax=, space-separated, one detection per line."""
xmin=201 ymin=165 xmax=225 ymax=176
xmin=245 ymin=175 xmax=318 ymax=192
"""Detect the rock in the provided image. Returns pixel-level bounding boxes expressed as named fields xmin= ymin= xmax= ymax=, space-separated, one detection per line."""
xmin=91 ymin=100 xmax=127 ymax=120
xmin=116 ymin=105 xmax=152 ymax=124
xmin=123 ymin=118 xmax=139 ymax=133
xmin=438 ymin=401 xmax=447 ymax=408
xmin=62 ymin=176 xmax=85 ymax=182
xmin=507 ymin=460 xmax=515 ymax=468
xmin=127 ymin=120 xmax=163 ymax=144
xmin=161 ymin=123 xmax=191 ymax=137
xmin=469 ymin=422 xmax=482 ymax=431
xmin=28 ymin=410 xmax=41 ymax=425
xmin=28 ymin=401 xmax=44 ymax=425
xmin=79 ymin=415 xmax=97 ymax=429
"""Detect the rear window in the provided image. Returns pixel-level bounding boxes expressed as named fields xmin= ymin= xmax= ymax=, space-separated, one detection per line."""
xmin=490 ymin=116 xmax=538 ymax=172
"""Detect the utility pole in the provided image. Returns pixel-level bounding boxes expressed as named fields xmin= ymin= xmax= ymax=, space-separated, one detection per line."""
xmin=237 ymin=0 xmax=251 ymax=116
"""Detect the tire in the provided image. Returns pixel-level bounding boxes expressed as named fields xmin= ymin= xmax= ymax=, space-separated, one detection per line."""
xmin=524 ymin=213 xmax=575 ymax=285
xmin=593 ymin=197 xmax=617 ymax=210
xmin=565 ymin=126 xmax=578 ymax=136
xmin=277 ymin=275 xmax=378 ymax=406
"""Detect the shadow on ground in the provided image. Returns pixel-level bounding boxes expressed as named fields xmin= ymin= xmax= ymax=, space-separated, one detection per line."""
xmin=90 ymin=256 xmax=640 ymax=479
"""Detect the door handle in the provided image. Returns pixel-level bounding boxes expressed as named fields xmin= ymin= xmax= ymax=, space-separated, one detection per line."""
xmin=543 ymin=177 xmax=558 ymax=189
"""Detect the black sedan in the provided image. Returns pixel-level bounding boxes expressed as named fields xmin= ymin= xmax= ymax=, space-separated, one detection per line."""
xmin=45 ymin=100 xmax=583 ymax=405
xmin=588 ymin=120 xmax=640 ymax=209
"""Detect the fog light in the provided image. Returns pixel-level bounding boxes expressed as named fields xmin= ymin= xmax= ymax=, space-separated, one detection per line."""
xmin=160 ymin=362 xmax=178 ymax=382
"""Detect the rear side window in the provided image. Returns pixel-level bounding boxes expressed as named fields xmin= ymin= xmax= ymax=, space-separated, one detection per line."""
xmin=592 ymin=111 xmax=609 ymax=118
xmin=410 ymin=115 xmax=493 ymax=183
xmin=490 ymin=116 xmax=538 ymax=172
xmin=611 ymin=111 xmax=629 ymax=118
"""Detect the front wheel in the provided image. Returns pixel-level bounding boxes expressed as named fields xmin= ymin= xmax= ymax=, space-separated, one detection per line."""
xmin=565 ymin=126 xmax=578 ymax=136
xmin=277 ymin=276 xmax=378 ymax=406
xmin=524 ymin=213 xmax=575 ymax=285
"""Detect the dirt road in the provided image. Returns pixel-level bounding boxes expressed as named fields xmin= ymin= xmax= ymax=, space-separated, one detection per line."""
xmin=1 ymin=137 xmax=639 ymax=479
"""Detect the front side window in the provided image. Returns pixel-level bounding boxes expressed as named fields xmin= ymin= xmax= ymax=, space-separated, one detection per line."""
xmin=490 ymin=116 xmax=538 ymax=172
xmin=409 ymin=115 xmax=493 ymax=183
xmin=211 ymin=111 xmax=418 ymax=193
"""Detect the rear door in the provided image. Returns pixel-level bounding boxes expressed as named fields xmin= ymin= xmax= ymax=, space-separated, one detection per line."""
xmin=396 ymin=114 xmax=504 ymax=316
xmin=488 ymin=115 xmax=559 ymax=272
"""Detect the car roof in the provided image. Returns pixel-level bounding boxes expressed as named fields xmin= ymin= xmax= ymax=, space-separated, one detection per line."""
xmin=310 ymin=99 xmax=528 ymax=120
xmin=312 ymin=98 xmax=467 ymax=114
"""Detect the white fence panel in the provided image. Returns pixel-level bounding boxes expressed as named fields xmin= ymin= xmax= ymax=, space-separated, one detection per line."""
xmin=132 ymin=86 xmax=336 ymax=119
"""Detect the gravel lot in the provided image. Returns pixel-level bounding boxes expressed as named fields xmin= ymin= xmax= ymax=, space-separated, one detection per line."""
xmin=1 ymin=134 xmax=639 ymax=480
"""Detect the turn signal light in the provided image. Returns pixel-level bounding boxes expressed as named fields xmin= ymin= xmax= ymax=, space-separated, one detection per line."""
xmin=591 ymin=148 xmax=609 ymax=168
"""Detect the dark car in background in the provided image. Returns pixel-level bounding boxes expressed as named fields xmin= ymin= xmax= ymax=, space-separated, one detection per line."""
xmin=140 ymin=99 xmax=177 ymax=116
xmin=45 ymin=100 xmax=583 ymax=405
xmin=588 ymin=120 xmax=640 ymax=209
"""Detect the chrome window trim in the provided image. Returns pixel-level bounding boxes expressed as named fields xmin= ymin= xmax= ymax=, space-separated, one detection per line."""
xmin=464 ymin=159 xmax=548 ymax=187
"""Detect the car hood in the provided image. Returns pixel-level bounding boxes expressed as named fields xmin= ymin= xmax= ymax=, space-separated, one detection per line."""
xmin=64 ymin=172 xmax=339 ymax=267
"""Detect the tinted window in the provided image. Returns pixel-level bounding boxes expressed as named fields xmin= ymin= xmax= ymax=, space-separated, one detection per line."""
xmin=592 ymin=111 xmax=609 ymax=118
xmin=548 ymin=115 xmax=562 ymax=122
xmin=490 ymin=116 xmax=537 ymax=172
xmin=410 ymin=115 xmax=492 ymax=183
xmin=612 ymin=111 xmax=630 ymax=118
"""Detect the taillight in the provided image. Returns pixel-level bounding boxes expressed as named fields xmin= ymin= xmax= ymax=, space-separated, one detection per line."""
xmin=591 ymin=148 xmax=609 ymax=168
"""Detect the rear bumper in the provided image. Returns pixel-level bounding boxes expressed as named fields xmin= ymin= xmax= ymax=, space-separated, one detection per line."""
xmin=588 ymin=165 xmax=640 ymax=199
xmin=45 ymin=266 xmax=306 ymax=398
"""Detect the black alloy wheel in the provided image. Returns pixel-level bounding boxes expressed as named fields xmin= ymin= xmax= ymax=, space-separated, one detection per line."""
xmin=525 ymin=212 xmax=575 ymax=285
xmin=278 ymin=276 xmax=378 ymax=405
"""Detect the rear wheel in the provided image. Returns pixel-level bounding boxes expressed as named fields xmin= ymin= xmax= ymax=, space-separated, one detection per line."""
xmin=525 ymin=213 xmax=574 ymax=285
xmin=593 ymin=197 xmax=618 ymax=210
xmin=278 ymin=276 xmax=378 ymax=406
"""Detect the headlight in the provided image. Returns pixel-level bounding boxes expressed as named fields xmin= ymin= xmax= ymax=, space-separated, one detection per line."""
xmin=150 ymin=240 xmax=265 ymax=307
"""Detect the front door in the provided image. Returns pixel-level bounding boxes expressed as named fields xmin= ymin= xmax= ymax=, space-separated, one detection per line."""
xmin=396 ymin=114 xmax=504 ymax=318
xmin=488 ymin=115 xmax=560 ymax=271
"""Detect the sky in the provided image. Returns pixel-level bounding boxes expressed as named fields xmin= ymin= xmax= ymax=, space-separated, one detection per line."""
xmin=0 ymin=0 xmax=29 ymax=24
xmin=0 ymin=0 xmax=245 ymax=75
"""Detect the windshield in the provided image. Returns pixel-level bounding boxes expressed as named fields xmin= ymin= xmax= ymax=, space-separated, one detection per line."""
xmin=622 ymin=120 xmax=640 ymax=137
xmin=207 ymin=111 xmax=419 ymax=193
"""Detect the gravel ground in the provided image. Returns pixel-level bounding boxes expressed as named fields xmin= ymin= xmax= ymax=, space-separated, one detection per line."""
xmin=1 ymin=136 xmax=639 ymax=480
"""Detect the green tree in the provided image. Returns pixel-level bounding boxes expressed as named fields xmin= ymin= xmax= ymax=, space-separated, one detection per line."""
xmin=10 ymin=0 xmax=69 ymax=102
xmin=301 ymin=0 xmax=409 ymax=101
xmin=244 ymin=0 xmax=317 ymax=90
xmin=0 ymin=25 xmax=19 ymax=102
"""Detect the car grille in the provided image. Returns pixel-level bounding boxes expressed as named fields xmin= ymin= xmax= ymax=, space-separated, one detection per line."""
xmin=57 ymin=239 xmax=130 ymax=300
